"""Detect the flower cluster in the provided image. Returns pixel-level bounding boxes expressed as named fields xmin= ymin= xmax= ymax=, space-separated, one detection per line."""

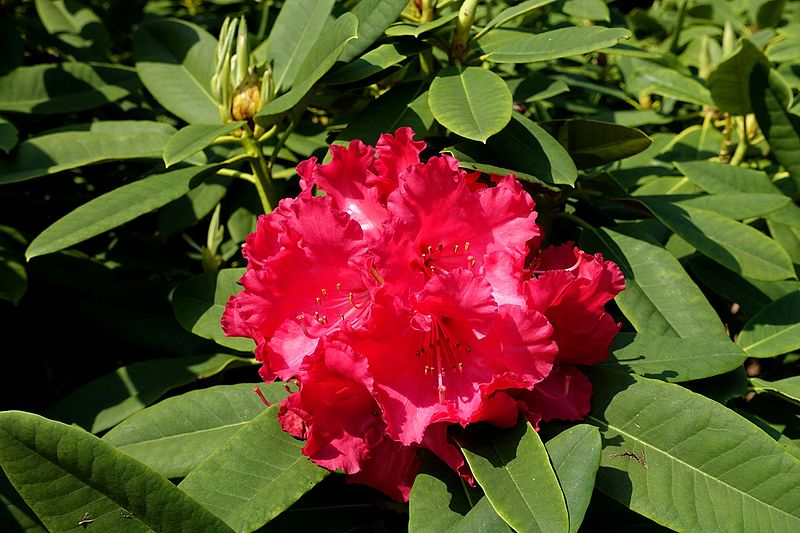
xmin=223 ymin=128 xmax=624 ymax=501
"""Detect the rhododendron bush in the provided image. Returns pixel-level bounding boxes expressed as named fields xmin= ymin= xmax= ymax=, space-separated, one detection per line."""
xmin=1 ymin=1 xmax=800 ymax=532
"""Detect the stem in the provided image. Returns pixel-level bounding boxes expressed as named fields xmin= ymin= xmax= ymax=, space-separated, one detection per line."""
xmin=729 ymin=115 xmax=749 ymax=166
xmin=210 ymin=134 xmax=241 ymax=146
xmin=268 ymin=118 xmax=298 ymax=175
xmin=421 ymin=0 xmax=435 ymax=22
xmin=668 ymin=0 xmax=688 ymax=55
xmin=555 ymin=211 xmax=595 ymax=231
xmin=216 ymin=168 xmax=255 ymax=182
xmin=241 ymin=128 xmax=278 ymax=213
xmin=450 ymin=0 xmax=480 ymax=63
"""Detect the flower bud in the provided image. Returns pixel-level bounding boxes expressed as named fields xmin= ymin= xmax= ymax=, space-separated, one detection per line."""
xmin=231 ymin=71 xmax=263 ymax=121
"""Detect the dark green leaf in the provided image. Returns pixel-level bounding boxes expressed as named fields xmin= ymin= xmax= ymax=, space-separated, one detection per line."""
xmin=755 ymin=0 xmax=787 ymax=29
xmin=340 ymin=0 xmax=407 ymax=64
xmin=460 ymin=421 xmax=569 ymax=533
xmin=0 ymin=469 xmax=45 ymax=533
xmin=505 ymin=77 xmax=569 ymax=103
xmin=26 ymin=164 xmax=219 ymax=260
xmin=587 ymin=368 xmax=800 ymax=532
xmin=737 ymin=291 xmax=800 ymax=358
xmin=262 ymin=0 xmax=336 ymax=92
xmin=157 ymin=175 xmax=232 ymax=237
xmin=34 ymin=0 xmax=108 ymax=60
xmin=179 ymin=405 xmax=328 ymax=532
xmin=171 ymin=268 xmax=254 ymax=351
xmin=340 ymin=82 xmax=433 ymax=145
xmin=750 ymin=376 xmax=800 ymax=406
xmin=477 ymin=0 xmax=557 ymax=37
xmin=584 ymin=227 xmax=726 ymax=337
xmin=0 ymin=63 xmax=139 ymax=114
xmin=632 ymin=66 xmax=714 ymax=107
xmin=0 ymin=411 xmax=234 ymax=532
xmin=648 ymin=193 xmax=790 ymax=220
xmin=257 ymin=13 xmax=359 ymax=120
xmin=163 ymin=121 xmax=244 ymax=167
xmin=0 ymin=115 xmax=17 ymax=153
xmin=544 ymin=425 xmax=601 ymax=533
xmin=429 ymin=66 xmax=512 ymax=143
xmin=610 ymin=332 xmax=747 ymax=381
xmin=46 ymin=354 xmax=254 ymax=434
xmin=0 ymin=121 xmax=175 ymax=185
xmin=385 ymin=13 xmax=458 ymax=38
xmin=324 ymin=41 xmax=421 ymax=85
xmin=540 ymin=119 xmax=652 ymax=169
xmin=134 ymin=18 xmax=219 ymax=124
xmin=676 ymin=160 xmax=780 ymax=194
xmin=487 ymin=113 xmax=577 ymax=185
xmin=751 ymin=65 xmax=800 ymax=191
xmin=708 ymin=40 xmax=766 ymax=115
xmin=103 ymin=383 xmax=290 ymax=478
xmin=639 ymin=197 xmax=796 ymax=281
xmin=479 ymin=27 xmax=631 ymax=64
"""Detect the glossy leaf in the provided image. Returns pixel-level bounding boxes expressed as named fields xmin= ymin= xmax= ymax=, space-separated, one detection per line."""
xmin=676 ymin=160 xmax=780 ymax=194
xmin=385 ymin=13 xmax=458 ymax=37
xmin=479 ymin=26 xmax=630 ymax=64
xmin=0 ymin=63 xmax=138 ymax=114
xmin=610 ymin=332 xmax=747 ymax=381
xmin=171 ymin=267 xmax=254 ymax=351
xmin=257 ymin=13 xmax=359 ymax=120
xmin=103 ymin=383 xmax=290 ymax=478
xmin=640 ymin=197 xmax=796 ymax=281
xmin=34 ymin=0 xmax=108 ymax=60
xmin=737 ymin=291 xmax=800 ymax=358
xmin=26 ymin=164 xmax=219 ymax=260
xmin=487 ymin=113 xmax=577 ymax=185
xmin=751 ymin=65 xmax=800 ymax=190
xmin=429 ymin=66 xmax=512 ymax=143
xmin=0 ymin=411 xmax=234 ymax=532
xmin=0 ymin=115 xmax=17 ymax=153
xmin=477 ymin=0 xmax=556 ymax=37
xmin=179 ymin=405 xmax=328 ymax=532
xmin=540 ymin=119 xmax=652 ymax=169
xmin=163 ymin=121 xmax=244 ymax=167
xmin=460 ymin=421 xmax=569 ymax=533
xmin=563 ymin=0 xmax=610 ymax=21
xmin=409 ymin=458 xmax=509 ymax=533
xmin=652 ymin=193 xmax=790 ymax=220
xmin=544 ymin=425 xmax=601 ymax=533
xmin=750 ymin=376 xmax=800 ymax=406
xmin=708 ymin=39 xmax=766 ymax=115
xmin=0 ymin=121 xmax=175 ymax=185
xmin=633 ymin=66 xmax=714 ymax=107
xmin=0 ymin=469 xmax=46 ymax=533
xmin=339 ymin=0 xmax=407 ymax=64
xmin=585 ymin=227 xmax=725 ymax=337
xmin=46 ymin=354 xmax=254 ymax=434
xmin=324 ymin=42 xmax=420 ymax=85
xmin=134 ymin=18 xmax=219 ymax=124
xmin=158 ymin=175 xmax=232 ymax=237
xmin=587 ymin=368 xmax=800 ymax=532
xmin=340 ymin=82 xmax=433 ymax=145
xmin=263 ymin=0 xmax=336 ymax=92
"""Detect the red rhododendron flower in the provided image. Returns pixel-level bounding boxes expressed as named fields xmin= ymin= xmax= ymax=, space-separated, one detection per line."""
xmin=223 ymin=128 xmax=624 ymax=502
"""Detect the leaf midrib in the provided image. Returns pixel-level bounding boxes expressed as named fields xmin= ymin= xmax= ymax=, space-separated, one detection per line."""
xmin=112 ymin=420 xmax=248 ymax=449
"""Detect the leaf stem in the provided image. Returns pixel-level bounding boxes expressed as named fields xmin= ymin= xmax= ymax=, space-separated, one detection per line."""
xmin=216 ymin=168 xmax=255 ymax=182
xmin=241 ymin=127 xmax=278 ymax=213
xmin=729 ymin=115 xmax=749 ymax=166
xmin=450 ymin=0 xmax=480 ymax=63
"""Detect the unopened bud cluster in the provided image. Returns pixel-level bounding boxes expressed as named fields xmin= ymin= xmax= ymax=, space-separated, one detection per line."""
xmin=211 ymin=16 xmax=272 ymax=123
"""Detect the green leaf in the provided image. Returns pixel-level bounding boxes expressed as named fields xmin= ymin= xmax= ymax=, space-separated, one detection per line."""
xmin=540 ymin=119 xmax=652 ymax=169
xmin=506 ymin=77 xmax=569 ymax=103
xmin=34 ymin=0 xmax=108 ymax=60
xmin=171 ymin=268 xmax=254 ymax=351
xmin=737 ymin=291 xmax=800 ymax=358
xmin=0 ymin=411 xmax=234 ymax=532
xmin=676 ymin=160 xmax=780 ymax=194
xmin=584 ymin=227 xmax=725 ymax=337
xmin=46 ymin=354 xmax=254 ymax=434
xmin=163 ymin=121 xmax=244 ymax=167
xmin=460 ymin=421 xmax=569 ymax=533
xmin=479 ymin=26 xmax=631 ymax=64
xmin=257 ymin=13 xmax=359 ymax=120
xmin=385 ymin=12 xmax=458 ymax=38
xmin=0 ymin=63 xmax=139 ymax=114
xmin=262 ymin=0 xmax=336 ymax=92
xmin=409 ymin=458 xmax=509 ymax=533
xmin=477 ymin=0 xmax=557 ymax=37
xmin=103 ymin=383 xmax=290 ymax=478
xmin=0 ymin=229 xmax=26 ymax=305
xmin=158 ymin=175 xmax=232 ymax=236
xmin=639 ymin=197 xmax=796 ymax=281
xmin=340 ymin=82 xmax=433 ymax=145
xmin=340 ymin=0 xmax=407 ymax=64
xmin=544 ymin=425 xmax=601 ymax=533
xmin=708 ymin=39 xmax=766 ymax=115
xmin=0 ymin=115 xmax=17 ymax=152
xmin=324 ymin=41 xmax=421 ymax=85
xmin=755 ymin=0 xmax=787 ymax=29
xmin=0 ymin=120 xmax=175 ymax=185
xmin=0 ymin=469 xmax=46 ymax=533
xmin=563 ymin=0 xmax=610 ymax=21
xmin=429 ymin=66 xmax=512 ymax=143
xmin=750 ymin=376 xmax=800 ymax=406
xmin=653 ymin=193 xmax=790 ymax=220
xmin=632 ymin=66 xmax=714 ymax=107
xmin=487 ymin=113 xmax=577 ymax=185
xmin=750 ymin=65 xmax=800 ymax=191
xmin=587 ymin=368 xmax=800 ymax=532
xmin=179 ymin=405 xmax=328 ymax=532
xmin=611 ymin=332 xmax=747 ymax=381
xmin=26 ymin=164 xmax=219 ymax=260
xmin=134 ymin=18 xmax=219 ymax=124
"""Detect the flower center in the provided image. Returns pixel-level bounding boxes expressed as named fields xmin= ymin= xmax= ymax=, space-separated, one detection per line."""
xmin=415 ymin=316 xmax=471 ymax=403
xmin=419 ymin=240 xmax=476 ymax=276
xmin=301 ymin=281 xmax=372 ymax=331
